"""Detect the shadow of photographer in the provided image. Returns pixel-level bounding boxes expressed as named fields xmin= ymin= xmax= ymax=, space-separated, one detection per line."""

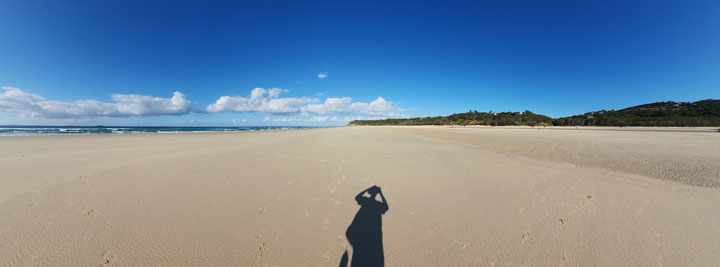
xmin=339 ymin=185 xmax=389 ymax=267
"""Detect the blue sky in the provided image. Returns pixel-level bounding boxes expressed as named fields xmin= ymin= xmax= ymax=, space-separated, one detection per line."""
xmin=1 ymin=0 xmax=719 ymax=126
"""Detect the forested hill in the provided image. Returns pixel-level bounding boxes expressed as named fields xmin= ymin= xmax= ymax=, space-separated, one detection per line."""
xmin=349 ymin=110 xmax=553 ymax=126
xmin=552 ymin=100 xmax=720 ymax=126
xmin=348 ymin=99 xmax=720 ymax=127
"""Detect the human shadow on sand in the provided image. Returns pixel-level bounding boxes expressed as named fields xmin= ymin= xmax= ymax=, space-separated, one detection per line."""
xmin=339 ymin=185 xmax=389 ymax=267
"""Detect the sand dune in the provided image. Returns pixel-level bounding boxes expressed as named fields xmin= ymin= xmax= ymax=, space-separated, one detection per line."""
xmin=1 ymin=126 xmax=719 ymax=266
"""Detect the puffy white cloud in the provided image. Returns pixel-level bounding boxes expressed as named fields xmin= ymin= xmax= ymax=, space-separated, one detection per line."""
xmin=350 ymin=97 xmax=396 ymax=116
xmin=206 ymin=88 xmax=314 ymax=115
xmin=317 ymin=72 xmax=328 ymax=79
xmin=304 ymin=97 xmax=402 ymax=116
xmin=206 ymin=88 xmax=402 ymax=116
xmin=302 ymin=97 xmax=353 ymax=114
xmin=1 ymin=86 xmax=405 ymax=121
xmin=271 ymin=117 xmax=301 ymax=123
xmin=0 ymin=86 xmax=192 ymax=118
xmin=308 ymin=116 xmax=329 ymax=122
xmin=267 ymin=116 xmax=359 ymax=124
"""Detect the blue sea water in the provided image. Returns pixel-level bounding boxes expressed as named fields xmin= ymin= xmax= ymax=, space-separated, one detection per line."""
xmin=0 ymin=126 xmax=318 ymax=136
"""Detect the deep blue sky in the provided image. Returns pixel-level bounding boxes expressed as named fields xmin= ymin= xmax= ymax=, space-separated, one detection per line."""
xmin=1 ymin=0 xmax=719 ymax=125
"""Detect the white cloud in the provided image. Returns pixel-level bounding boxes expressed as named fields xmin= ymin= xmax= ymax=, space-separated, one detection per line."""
xmin=317 ymin=72 xmax=328 ymax=79
xmin=265 ymin=116 xmax=358 ymax=124
xmin=207 ymin=88 xmax=402 ymax=116
xmin=350 ymin=97 xmax=396 ymax=116
xmin=341 ymin=116 xmax=365 ymax=121
xmin=309 ymin=116 xmax=329 ymax=122
xmin=272 ymin=117 xmax=301 ymax=123
xmin=302 ymin=97 xmax=400 ymax=116
xmin=1 ymin=86 xmax=405 ymax=122
xmin=302 ymin=97 xmax=353 ymax=114
xmin=0 ymin=86 xmax=192 ymax=118
xmin=206 ymin=88 xmax=314 ymax=115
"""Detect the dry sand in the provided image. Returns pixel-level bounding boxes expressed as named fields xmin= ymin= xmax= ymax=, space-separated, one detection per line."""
xmin=1 ymin=126 xmax=719 ymax=266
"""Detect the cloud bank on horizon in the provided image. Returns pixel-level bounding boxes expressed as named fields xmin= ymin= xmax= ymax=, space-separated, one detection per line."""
xmin=0 ymin=86 xmax=192 ymax=119
xmin=0 ymin=86 xmax=403 ymax=121
xmin=206 ymin=87 xmax=400 ymax=116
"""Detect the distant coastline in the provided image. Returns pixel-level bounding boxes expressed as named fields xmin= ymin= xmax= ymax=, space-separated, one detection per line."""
xmin=350 ymin=99 xmax=720 ymax=127
xmin=0 ymin=125 xmax=320 ymax=136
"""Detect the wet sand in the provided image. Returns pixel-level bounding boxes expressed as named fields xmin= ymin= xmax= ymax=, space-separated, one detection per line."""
xmin=1 ymin=126 xmax=719 ymax=266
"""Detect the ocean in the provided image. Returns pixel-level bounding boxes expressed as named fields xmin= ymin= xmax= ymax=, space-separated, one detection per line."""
xmin=0 ymin=126 xmax=319 ymax=136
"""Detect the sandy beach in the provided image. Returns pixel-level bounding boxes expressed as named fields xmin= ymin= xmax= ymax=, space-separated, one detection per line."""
xmin=1 ymin=126 xmax=720 ymax=266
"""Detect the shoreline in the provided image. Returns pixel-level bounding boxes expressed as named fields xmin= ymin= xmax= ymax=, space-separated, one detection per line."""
xmin=0 ymin=125 xmax=327 ymax=137
xmin=2 ymin=124 xmax=717 ymax=137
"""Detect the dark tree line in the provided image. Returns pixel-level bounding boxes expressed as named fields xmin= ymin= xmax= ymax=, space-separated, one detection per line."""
xmin=349 ymin=110 xmax=553 ymax=126
xmin=349 ymin=100 xmax=720 ymax=127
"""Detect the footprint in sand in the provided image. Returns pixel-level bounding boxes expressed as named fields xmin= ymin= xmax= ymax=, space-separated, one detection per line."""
xmin=260 ymin=204 xmax=266 ymax=214
xmin=453 ymin=240 xmax=468 ymax=249
xmin=252 ymin=243 xmax=265 ymax=267
xmin=100 ymin=250 xmax=117 ymax=267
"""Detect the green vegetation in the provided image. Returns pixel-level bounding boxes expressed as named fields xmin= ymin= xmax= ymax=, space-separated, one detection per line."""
xmin=552 ymin=100 xmax=720 ymax=126
xmin=349 ymin=110 xmax=553 ymax=126
xmin=349 ymin=99 xmax=720 ymax=127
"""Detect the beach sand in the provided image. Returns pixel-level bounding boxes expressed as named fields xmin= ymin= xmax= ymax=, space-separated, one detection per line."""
xmin=1 ymin=126 xmax=719 ymax=266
